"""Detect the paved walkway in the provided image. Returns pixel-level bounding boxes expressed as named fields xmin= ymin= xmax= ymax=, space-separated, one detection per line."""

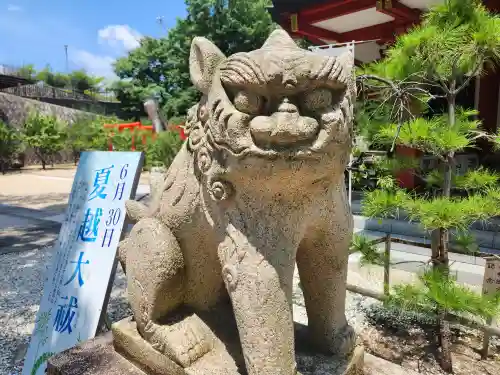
xmin=353 ymin=229 xmax=485 ymax=289
xmin=0 ymin=168 xmax=149 ymax=254
xmin=0 ymin=211 xmax=486 ymax=289
xmin=0 ymin=166 xmax=150 ymax=209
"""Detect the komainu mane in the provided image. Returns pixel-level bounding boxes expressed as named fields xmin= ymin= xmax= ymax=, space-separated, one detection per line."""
xmin=118 ymin=29 xmax=356 ymax=375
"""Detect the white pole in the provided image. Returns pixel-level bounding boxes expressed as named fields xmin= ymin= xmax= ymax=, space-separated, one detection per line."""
xmin=348 ymin=41 xmax=354 ymax=207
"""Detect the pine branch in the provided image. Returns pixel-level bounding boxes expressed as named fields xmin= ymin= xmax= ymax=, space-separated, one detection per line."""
xmin=357 ymin=74 xmax=400 ymax=92
xmin=453 ymin=58 xmax=484 ymax=95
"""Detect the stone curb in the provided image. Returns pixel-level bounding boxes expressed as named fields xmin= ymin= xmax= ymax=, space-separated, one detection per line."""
xmin=353 ymin=214 xmax=500 ymax=251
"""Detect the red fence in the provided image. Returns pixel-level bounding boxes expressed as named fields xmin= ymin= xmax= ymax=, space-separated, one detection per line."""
xmin=103 ymin=122 xmax=187 ymax=151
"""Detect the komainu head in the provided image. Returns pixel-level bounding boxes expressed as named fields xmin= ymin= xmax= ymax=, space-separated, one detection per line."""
xmin=184 ymin=30 xmax=354 ymax=198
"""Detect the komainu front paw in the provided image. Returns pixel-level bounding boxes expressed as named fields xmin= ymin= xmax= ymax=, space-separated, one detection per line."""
xmin=327 ymin=324 xmax=356 ymax=357
xmin=146 ymin=315 xmax=216 ymax=367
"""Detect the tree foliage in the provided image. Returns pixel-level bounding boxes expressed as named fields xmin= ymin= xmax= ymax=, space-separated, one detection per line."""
xmin=36 ymin=66 xmax=69 ymax=88
xmin=70 ymin=70 xmax=103 ymax=91
xmin=349 ymin=234 xmax=387 ymax=267
xmin=371 ymin=0 xmax=500 ymax=86
xmin=66 ymin=116 xmax=116 ymax=164
xmin=112 ymin=0 xmax=278 ymax=119
xmin=0 ymin=121 xmax=23 ymax=174
xmin=143 ymin=130 xmax=184 ymax=170
xmin=354 ymin=99 xmax=393 ymax=144
xmin=376 ymin=108 xmax=484 ymax=156
xmin=22 ymin=112 xmax=67 ymax=170
xmin=34 ymin=65 xmax=103 ymax=91
xmin=17 ymin=64 xmax=36 ymax=80
xmin=389 ymin=268 xmax=500 ymax=322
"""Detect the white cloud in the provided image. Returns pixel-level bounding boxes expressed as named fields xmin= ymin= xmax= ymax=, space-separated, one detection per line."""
xmin=70 ymin=50 xmax=117 ymax=79
xmin=69 ymin=24 xmax=142 ymax=80
xmin=98 ymin=25 xmax=142 ymax=52
xmin=7 ymin=4 xmax=23 ymax=12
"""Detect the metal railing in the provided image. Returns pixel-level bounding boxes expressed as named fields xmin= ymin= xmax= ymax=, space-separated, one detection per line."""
xmin=1 ymin=83 xmax=118 ymax=103
xmin=0 ymin=63 xmax=29 ymax=78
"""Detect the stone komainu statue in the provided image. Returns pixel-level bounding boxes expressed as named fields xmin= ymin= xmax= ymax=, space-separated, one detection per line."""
xmin=118 ymin=29 xmax=356 ymax=375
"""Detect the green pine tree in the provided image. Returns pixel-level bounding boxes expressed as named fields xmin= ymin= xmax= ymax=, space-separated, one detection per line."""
xmin=354 ymin=1 xmax=500 ymax=372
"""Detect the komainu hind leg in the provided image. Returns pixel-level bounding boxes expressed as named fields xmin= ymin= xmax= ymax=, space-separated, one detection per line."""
xmin=122 ymin=217 xmax=214 ymax=367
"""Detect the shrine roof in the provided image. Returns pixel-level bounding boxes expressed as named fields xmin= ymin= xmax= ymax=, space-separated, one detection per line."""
xmin=269 ymin=0 xmax=443 ymax=63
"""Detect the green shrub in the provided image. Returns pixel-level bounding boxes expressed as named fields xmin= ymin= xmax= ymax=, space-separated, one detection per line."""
xmin=23 ymin=112 xmax=67 ymax=169
xmin=364 ymin=303 xmax=437 ymax=332
xmin=142 ymin=130 xmax=183 ymax=170
xmin=66 ymin=116 xmax=110 ymax=163
xmin=0 ymin=120 xmax=24 ymax=173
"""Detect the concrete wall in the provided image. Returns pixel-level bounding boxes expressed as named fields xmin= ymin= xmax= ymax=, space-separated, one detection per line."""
xmin=0 ymin=92 xmax=96 ymax=165
xmin=0 ymin=92 xmax=96 ymax=127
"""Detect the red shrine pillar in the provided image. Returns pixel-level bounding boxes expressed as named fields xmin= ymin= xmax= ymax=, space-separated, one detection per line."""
xmin=478 ymin=68 xmax=499 ymax=136
xmin=395 ymin=146 xmax=421 ymax=189
xmin=478 ymin=1 xmax=500 ymax=148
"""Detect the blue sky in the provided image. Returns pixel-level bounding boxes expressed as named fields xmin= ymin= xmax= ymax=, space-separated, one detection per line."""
xmin=0 ymin=0 xmax=187 ymax=82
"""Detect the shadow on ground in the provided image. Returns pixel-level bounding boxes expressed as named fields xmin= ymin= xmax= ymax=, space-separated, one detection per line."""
xmin=0 ymin=223 xmax=60 ymax=255
xmin=0 ymin=193 xmax=69 ymax=213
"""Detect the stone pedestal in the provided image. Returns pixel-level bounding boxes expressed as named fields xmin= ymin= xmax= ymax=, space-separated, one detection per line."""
xmin=47 ymin=317 xmax=364 ymax=375
xmin=46 ymin=332 xmax=144 ymax=375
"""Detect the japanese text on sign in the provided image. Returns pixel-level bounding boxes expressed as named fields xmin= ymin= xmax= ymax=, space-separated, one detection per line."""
xmin=22 ymin=152 xmax=143 ymax=375
xmin=482 ymin=257 xmax=500 ymax=296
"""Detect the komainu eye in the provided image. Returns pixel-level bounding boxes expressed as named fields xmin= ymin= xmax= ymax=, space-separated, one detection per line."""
xmin=303 ymin=88 xmax=333 ymax=111
xmin=233 ymin=91 xmax=262 ymax=115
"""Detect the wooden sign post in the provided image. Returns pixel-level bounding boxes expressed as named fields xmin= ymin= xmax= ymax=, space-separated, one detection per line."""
xmin=481 ymin=256 xmax=500 ymax=359
xmin=22 ymin=151 xmax=144 ymax=375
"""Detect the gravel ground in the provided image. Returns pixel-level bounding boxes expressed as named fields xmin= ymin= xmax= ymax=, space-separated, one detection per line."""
xmin=0 ymin=245 xmax=132 ymax=375
xmin=0 ymin=244 xmax=375 ymax=375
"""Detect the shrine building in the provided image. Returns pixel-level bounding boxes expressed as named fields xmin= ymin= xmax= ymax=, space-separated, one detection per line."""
xmin=268 ymin=0 xmax=500 ymax=178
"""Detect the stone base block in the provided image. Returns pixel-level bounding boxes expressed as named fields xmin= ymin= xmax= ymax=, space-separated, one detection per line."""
xmin=112 ymin=317 xmax=240 ymax=375
xmin=46 ymin=332 xmax=145 ymax=375
xmin=48 ymin=316 xmax=364 ymax=375
xmin=297 ymin=346 xmax=364 ymax=375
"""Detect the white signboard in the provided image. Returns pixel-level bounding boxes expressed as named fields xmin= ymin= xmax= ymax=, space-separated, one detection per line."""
xmin=482 ymin=257 xmax=500 ymax=296
xmin=22 ymin=151 xmax=143 ymax=375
